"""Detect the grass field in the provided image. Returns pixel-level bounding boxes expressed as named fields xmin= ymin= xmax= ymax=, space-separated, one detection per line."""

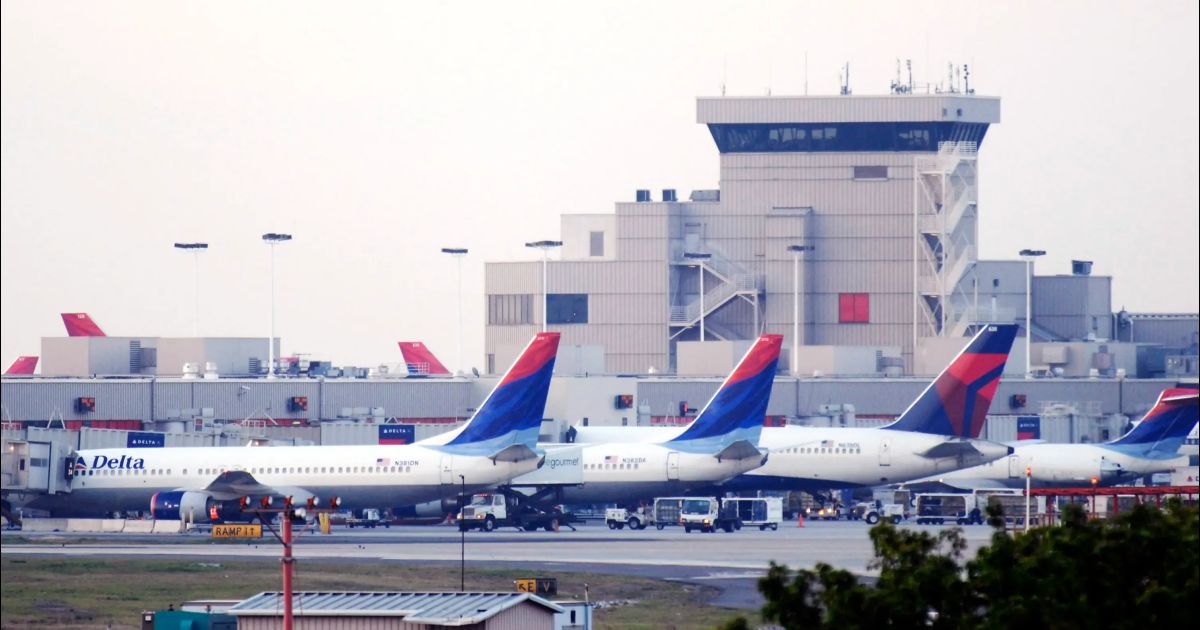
xmin=0 ymin=555 xmax=754 ymax=629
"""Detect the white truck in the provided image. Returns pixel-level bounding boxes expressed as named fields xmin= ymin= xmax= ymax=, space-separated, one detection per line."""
xmin=661 ymin=497 xmax=741 ymax=533
xmin=457 ymin=491 xmax=575 ymax=532
xmin=722 ymin=497 xmax=783 ymax=530
xmin=853 ymin=489 xmax=912 ymax=525
xmin=346 ymin=508 xmax=388 ymax=529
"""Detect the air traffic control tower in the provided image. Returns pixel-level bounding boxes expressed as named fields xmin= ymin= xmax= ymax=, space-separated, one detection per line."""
xmin=485 ymin=92 xmax=1001 ymax=375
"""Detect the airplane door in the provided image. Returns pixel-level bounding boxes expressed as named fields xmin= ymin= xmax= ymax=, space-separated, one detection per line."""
xmin=440 ymin=456 xmax=455 ymax=485
xmin=666 ymin=452 xmax=680 ymax=481
xmin=1007 ymin=455 xmax=1022 ymax=479
xmin=878 ymin=438 xmax=892 ymax=466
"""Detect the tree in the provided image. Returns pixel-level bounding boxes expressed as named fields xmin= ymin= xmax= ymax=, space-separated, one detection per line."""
xmin=724 ymin=501 xmax=1198 ymax=629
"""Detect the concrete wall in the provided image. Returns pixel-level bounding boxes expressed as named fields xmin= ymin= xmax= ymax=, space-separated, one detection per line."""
xmin=561 ymin=213 xmax=617 ymax=261
xmin=676 ymin=340 xmax=753 ymax=376
xmin=156 ymin=337 xmax=274 ymax=377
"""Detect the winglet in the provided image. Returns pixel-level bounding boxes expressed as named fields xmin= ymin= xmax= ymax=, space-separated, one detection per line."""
xmin=61 ymin=313 xmax=106 ymax=337
xmin=666 ymin=335 xmax=783 ymax=453
xmin=883 ymin=324 xmax=1018 ymax=437
xmin=398 ymin=342 xmax=451 ymax=375
xmin=425 ymin=333 xmax=560 ymax=453
xmin=1107 ymin=388 xmax=1199 ymax=454
xmin=4 ymin=356 xmax=38 ymax=375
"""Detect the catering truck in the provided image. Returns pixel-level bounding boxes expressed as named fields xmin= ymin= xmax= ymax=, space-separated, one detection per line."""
xmin=456 ymin=491 xmax=575 ymax=532
xmin=722 ymin=497 xmax=783 ymax=530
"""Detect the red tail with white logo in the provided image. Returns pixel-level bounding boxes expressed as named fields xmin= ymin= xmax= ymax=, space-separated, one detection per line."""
xmin=61 ymin=313 xmax=106 ymax=337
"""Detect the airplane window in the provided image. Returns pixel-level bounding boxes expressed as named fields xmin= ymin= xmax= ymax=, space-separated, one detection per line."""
xmin=405 ymin=466 xmax=411 ymax=473
xmin=167 ymin=469 xmax=172 ymax=475
xmin=182 ymin=469 xmax=187 ymax=475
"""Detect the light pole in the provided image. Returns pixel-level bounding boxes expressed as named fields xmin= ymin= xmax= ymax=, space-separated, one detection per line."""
xmin=684 ymin=252 xmax=712 ymax=342
xmin=263 ymin=233 xmax=293 ymax=379
xmin=1024 ymin=465 xmax=1032 ymax=532
xmin=525 ymin=240 xmax=562 ymax=332
xmin=787 ymin=245 xmax=814 ymax=374
xmin=442 ymin=248 xmax=469 ymax=374
xmin=174 ymin=242 xmax=208 ymax=336
xmin=1019 ymin=249 xmax=1046 ymax=378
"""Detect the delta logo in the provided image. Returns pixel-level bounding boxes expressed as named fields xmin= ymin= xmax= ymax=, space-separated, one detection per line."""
xmin=74 ymin=454 xmax=147 ymax=471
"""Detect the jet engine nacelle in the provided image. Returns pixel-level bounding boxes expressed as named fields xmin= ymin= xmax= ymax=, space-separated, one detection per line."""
xmin=151 ymin=491 xmax=213 ymax=523
xmin=394 ymin=497 xmax=460 ymax=518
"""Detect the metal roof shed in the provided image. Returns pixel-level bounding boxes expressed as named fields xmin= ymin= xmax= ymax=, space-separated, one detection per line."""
xmin=228 ymin=591 xmax=564 ymax=630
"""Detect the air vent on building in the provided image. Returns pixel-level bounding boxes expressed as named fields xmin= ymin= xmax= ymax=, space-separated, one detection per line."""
xmin=1071 ymin=260 xmax=1093 ymax=276
xmin=129 ymin=340 xmax=142 ymax=373
xmin=662 ymin=189 xmax=677 ymax=202
xmin=635 ymin=189 xmax=652 ymax=202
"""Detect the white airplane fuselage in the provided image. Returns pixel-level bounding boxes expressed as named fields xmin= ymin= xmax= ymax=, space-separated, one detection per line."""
xmin=922 ymin=442 xmax=1189 ymax=490
xmin=24 ymin=444 xmax=538 ymax=517
xmin=571 ymin=425 xmax=1011 ymax=491
xmin=534 ymin=441 xmax=765 ymax=504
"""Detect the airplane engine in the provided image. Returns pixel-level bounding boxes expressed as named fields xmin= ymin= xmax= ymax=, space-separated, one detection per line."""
xmin=150 ymin=491 xmax=213 ymax=523
xmin=394 ymin=498 xmax=460 ymax=518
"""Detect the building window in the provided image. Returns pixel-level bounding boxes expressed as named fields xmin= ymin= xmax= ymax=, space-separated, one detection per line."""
xmin=487 ymin=294 xmax=533 ymax=325
xmin=589 ymin=231 xmax=604 ymax=257
xmin=547 ymin=294 xmax=588 ymax=324
xmin=839 ymin=293 xmax=870 ymax=323
xmin=708 ymin=122 xmax=989 ymax=153
xmin=853 ymin=165 xmax=888 ymax=180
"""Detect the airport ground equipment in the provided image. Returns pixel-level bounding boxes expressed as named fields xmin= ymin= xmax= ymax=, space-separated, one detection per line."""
xmin=672 ymin=496 xmax=741 ymax=533
xmin=914 ymin=493 xmax=970 ymax=525
xmin=345 ymin=508 xmax=388 ymax=529
xmin=722 ymin=497 xmax=782 ymax=530
xmin=604 ymin=506 xmax=651 ymax=530
xmin=456 ymin=489 xmax=576 ymax=532
xmin=915 ymin=489 xmax=1025 ymax=525
xmin=652 ymin=497 xmax=684 ymax=530
xmin=852 ymin=488 xmax=913 ymax=524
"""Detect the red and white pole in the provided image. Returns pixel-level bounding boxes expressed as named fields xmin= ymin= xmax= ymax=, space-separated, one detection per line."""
xmin=282 ymin=508 xmax=294 ymax=630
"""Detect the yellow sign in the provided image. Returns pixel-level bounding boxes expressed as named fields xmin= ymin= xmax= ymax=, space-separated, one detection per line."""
xmin=212 ymin=524 xmax=263 ymax=539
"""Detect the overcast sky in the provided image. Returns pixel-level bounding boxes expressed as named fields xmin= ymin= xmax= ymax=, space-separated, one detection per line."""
xmin=3 ymin=1 xmax=1197 ymax=371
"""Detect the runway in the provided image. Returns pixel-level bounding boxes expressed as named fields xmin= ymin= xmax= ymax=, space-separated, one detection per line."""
xmin=2 ymin=520 xmax=1001 ymax=609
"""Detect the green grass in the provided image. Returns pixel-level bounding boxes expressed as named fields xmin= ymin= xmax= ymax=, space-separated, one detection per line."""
xmin=0 ymin=556 xmax=755 ymax=629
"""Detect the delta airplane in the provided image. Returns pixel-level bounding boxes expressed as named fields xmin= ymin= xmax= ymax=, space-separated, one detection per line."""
xmin=523 ymin=334 xmax=782 ymax=504
xmin=574 ymin=324 xmax=1018 ymax=491
xmin=23 ymin=333 xmax=561 ymax=523
xmin=4 ymin=356 xmax=38 ymax=375
xmin=61 ymin=312 xmax=106 ymax=336
xmin=398 ymin=341 xmax=452 ymax=376
xmin=915 ymin=388 xmax=1199 ymax=490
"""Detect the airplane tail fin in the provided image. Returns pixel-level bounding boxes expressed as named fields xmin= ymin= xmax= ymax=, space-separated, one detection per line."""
xmin=665 ymin=335 xmax=783 ymax=453
xmin=426 ymin=333 xmax=560 ymax=454
xmin=398 ymin=342 xmax=452 ymax=375
xmin=882 ymin=324 xmax=1018 ymax=437
xmin=1107 ymin=388 xmax=1199 ymax=455
xmin=4 ymin=356 xmax=38 ymax=375
xmin=61 ymin=313 xmax=106 ymax=337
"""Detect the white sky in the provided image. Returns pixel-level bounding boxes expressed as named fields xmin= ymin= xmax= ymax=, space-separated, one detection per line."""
xmin=3 ymin=1 xmax=1198 ymax=371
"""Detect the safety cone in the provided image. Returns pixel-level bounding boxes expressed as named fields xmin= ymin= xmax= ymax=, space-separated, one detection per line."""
xmin=796 ymin=511 xmax=805 ymax=528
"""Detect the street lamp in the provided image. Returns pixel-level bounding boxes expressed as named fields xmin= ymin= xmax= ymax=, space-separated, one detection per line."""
xmin=787 ymin=245 xmax=814 ymax=374
xmin=262 ymin=233 xmax=293 ymax=379
xmin=683 ymin=252 xmax=712 ymax=342
xmin=459 ymin=473 xmax=466 ymax=592
xmin=525 ymin=240 xmax=562 ymax=332
xmin=441 ymin=248 xmax=469 ymax=375
xmin=173 ymin=242 xmax=208 ymax=336
xmin=1019 ymin=249 xmax=1046 ymax=378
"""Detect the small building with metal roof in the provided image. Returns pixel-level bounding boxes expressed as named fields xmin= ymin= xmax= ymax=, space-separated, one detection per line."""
xmin=227 ymin=591 xmax=565 ymax=629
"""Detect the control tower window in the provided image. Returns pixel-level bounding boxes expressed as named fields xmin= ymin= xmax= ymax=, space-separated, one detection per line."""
xmin=708 ymin=122 xmax=987 ymax=153
xmin=547 ymin=294 xmax=589 ymax=324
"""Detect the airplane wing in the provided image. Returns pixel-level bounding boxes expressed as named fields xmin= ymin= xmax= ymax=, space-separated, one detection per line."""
xmin=919 ymin=440 xmax=1013 ymax=459
xmin=715 ymin=440 xmax=767 ymax=462
xmin=195 ymin=470 xmax=315 ymax=502
xmin=489 ymin=443 xmax=542 ymax=464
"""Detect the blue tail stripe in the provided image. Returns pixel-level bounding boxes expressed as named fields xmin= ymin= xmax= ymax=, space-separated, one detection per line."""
xmin=446 ymin=360 xmax=555 ymax=447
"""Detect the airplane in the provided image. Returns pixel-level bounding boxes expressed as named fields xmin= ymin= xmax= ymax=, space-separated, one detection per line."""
xmin=913 ymin=388 xmax=1199 ymax=490
xmin=20 ymin=332 xmax=561 ymax=523
xmin=516 ymin=334 xmax=783 ymax=505
xmin=61 ymin=312 xmax=106 ymax=336
xmin=572 ymin=324 xmax=1019 ymax=491
xmin=4 ymin=356 xmax=38 ymax=375
xmin=398 ymin=341 xmax=452 ymax=376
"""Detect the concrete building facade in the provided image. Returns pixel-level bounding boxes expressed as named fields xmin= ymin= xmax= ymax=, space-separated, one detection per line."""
xmin=485 ymin=93 xmax=1001 ymax=374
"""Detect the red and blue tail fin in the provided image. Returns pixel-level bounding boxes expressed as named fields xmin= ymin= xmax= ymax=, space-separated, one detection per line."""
xmin=666 ymin=335 xmax=783 ymax=452
xmin=883 ymin=324 xmax=1018 ymax=437
xmin=1106 ymin=388 xmax=1198 ymax=456
xmin=432 ymin=333 xmax=560 ymax=453
xmin=61 ymin=313 xmax=106 ymax=337
xmin=398 ymin=342 xmax=451 ymax=375
xmin=4 ymin=356 xmax=38 ymax=375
